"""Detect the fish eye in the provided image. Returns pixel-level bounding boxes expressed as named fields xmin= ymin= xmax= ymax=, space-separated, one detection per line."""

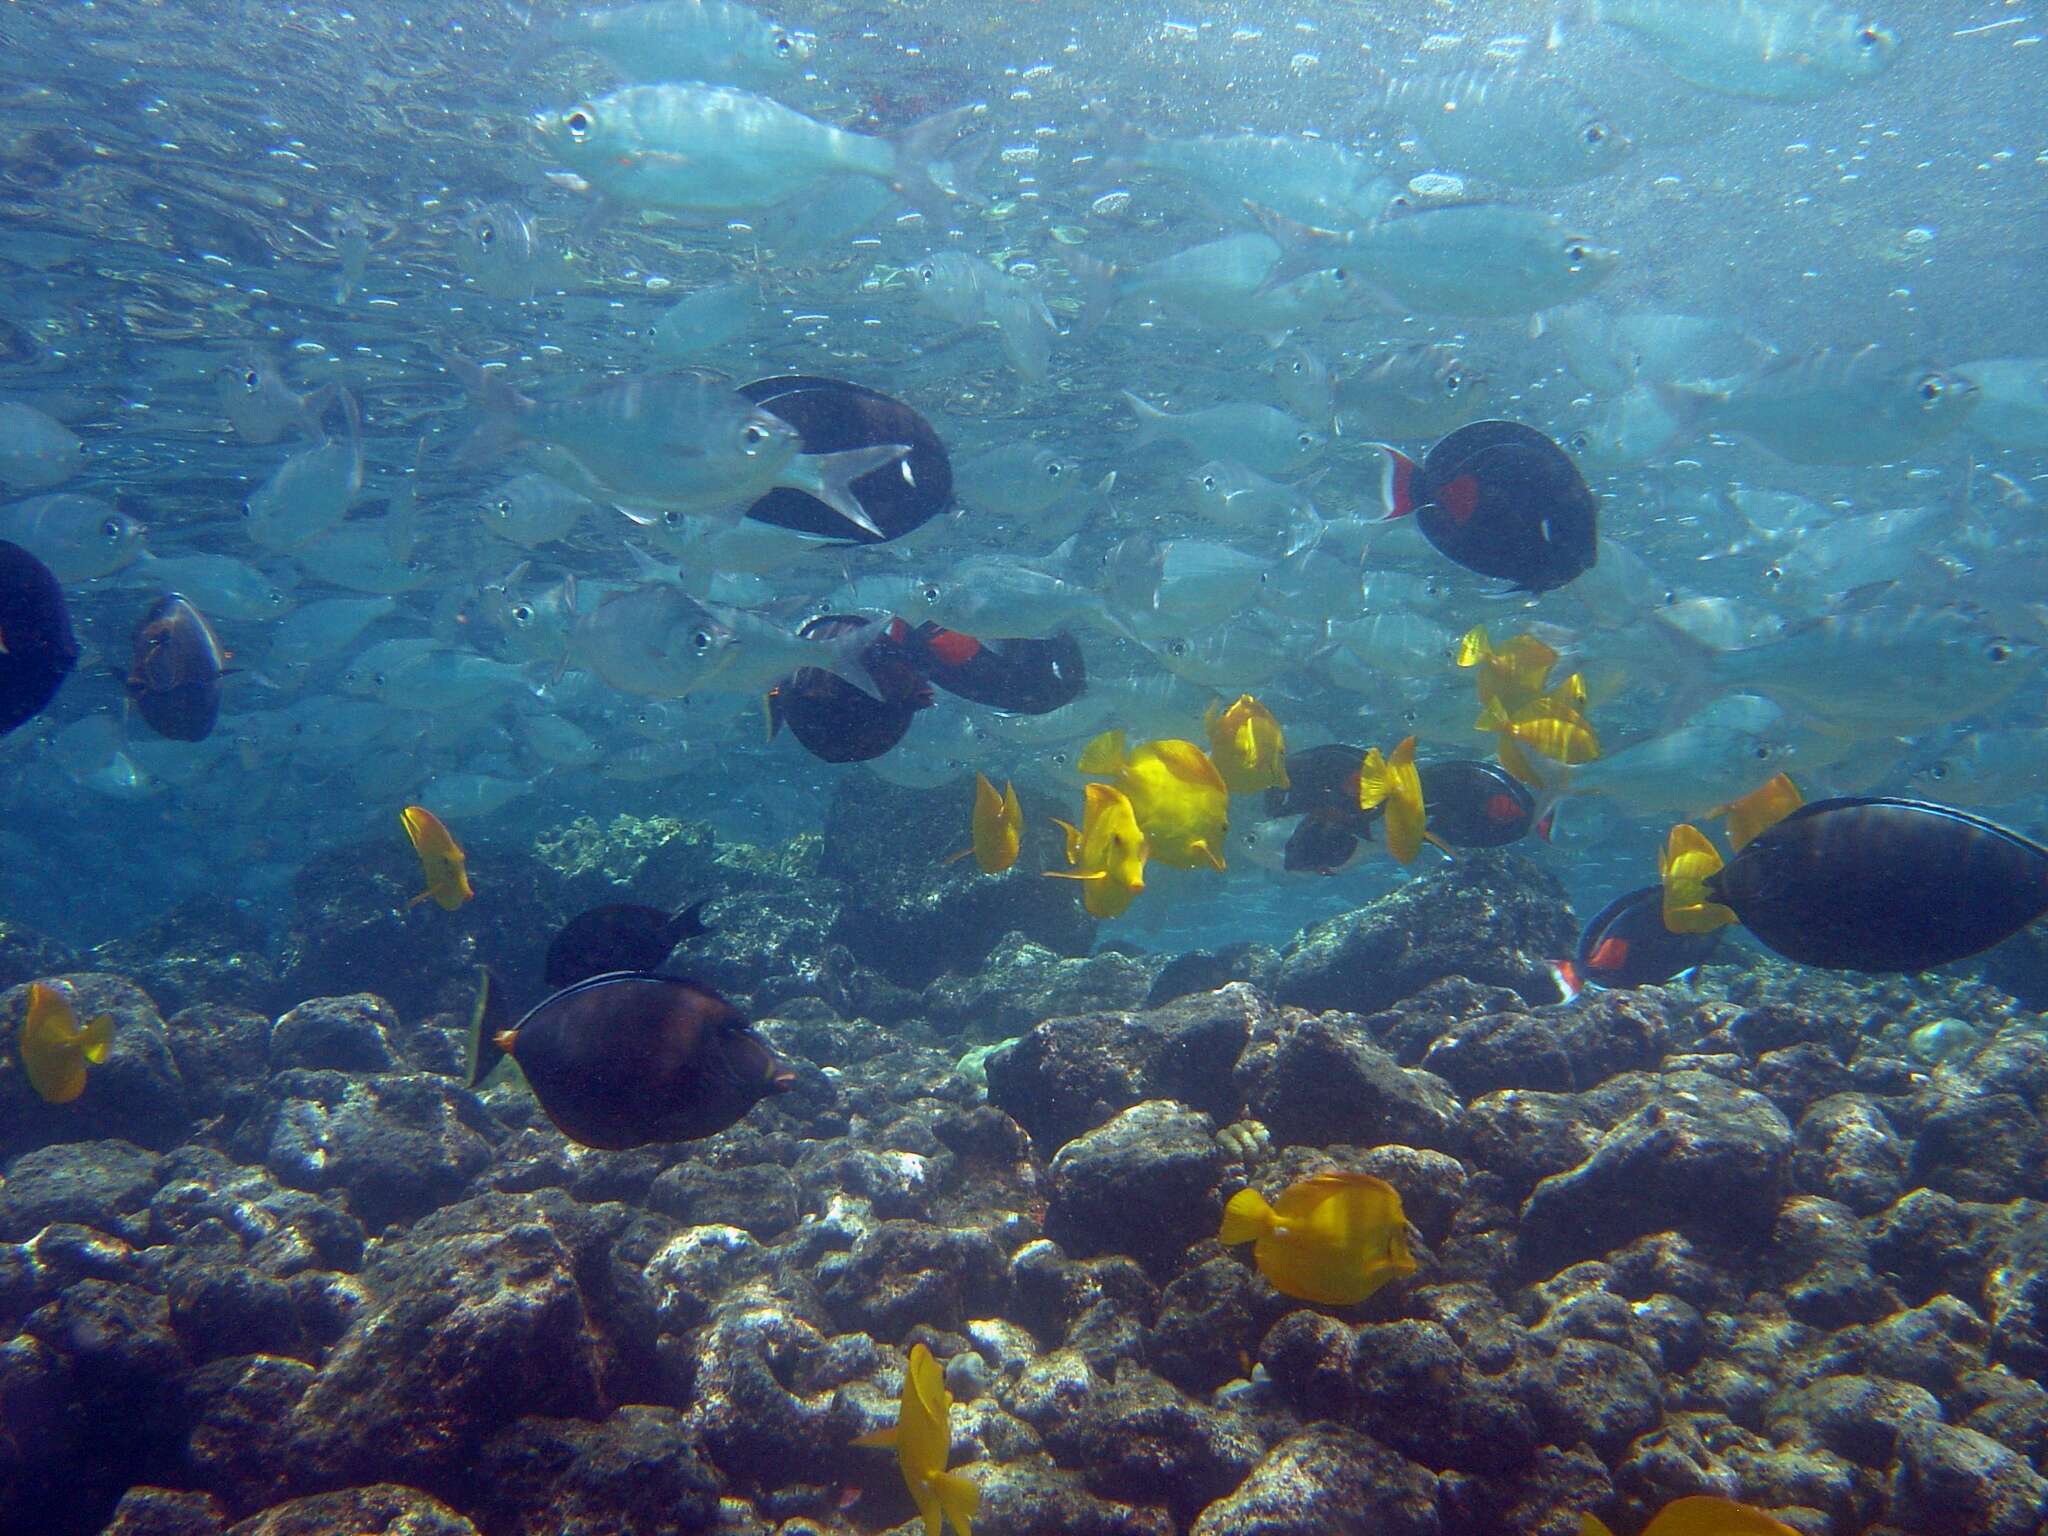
xmin=564 ymin=107 xmax=594 ymax=139
xmin=1985 ymin=637 xmax=2014 ymax=663
xmin=1916 ymin=373 xmax=1946 ymax=404
xmin=1566 ymin=242 xmax=1590 ymax=265
xmin=662 ymin=508 xmax=686 ymax=527
xmin=1287 ymin=358 xmax=1305 ymax=375
xmin=1928 ymin=761 xmax=1949 ymax=780
xmin=475 ymin=220 xmax=497 ymax=249
xmin=373 ymin=671 xmax=387 ymax=687
xmin=1168 ymin=640 xmax=1188 ymax=657
xmin=917 ymin=264 xmax=936 ymax=284
xmin=1567 ymin=431 xmax=1590 ymax=454
xmin=1752 ymin=743 xmax=1772 ymax=760
xmin=242 ymin=369 xmax=259 ymax=391
xmin=921 ymin=584 xmax=940 ymax=604
xmin=510 ymin=603 xmax=534 ymax=625
xmin=1443 ymin=369 xmax=1463 ymax=395
xmin=494 ymin=498 xmax=512 ymax=517
xmin=1584 ymin=123 xmax=1607 ymax=145
xmin=743 ymin=423 xmax=771 ymax=448
xmin=1329 ymin=267 xmax=1347 ymax=283
xmin=100 ymin=517 xmax=124 ymax=540
xmin=1296 ymin=432 xmax=1315 ymax=448
xmin=1857 ymin=24 xmax=1882 ymax=45
xmin=1046 ymin=460 xmax=1064 ymax=478
xmin=691 ymin=630 xmax=713 ymax=652
xmin=1051 ymin=751 xmax=1068 ymax=766
xmin=773 ymin=30 xmax=794 ymax=55
xmin=1764 ymin=564 xmax=1784 ymax=583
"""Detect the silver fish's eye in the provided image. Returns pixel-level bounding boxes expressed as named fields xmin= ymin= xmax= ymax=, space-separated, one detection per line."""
xmin=241 ymin=499 xmax=256 ymax=518
xmin=1329 ymin=266 xmax=1347 ymax=283
xmin=921 ymin=584 xmax=939 ymax=604
xmin=1584 ymin=123 xmax=1607 ymax=145
xmin=1046 ymin=460 xmax=1064 ymax=478
xmin=1858 ymin=23 xmax=1882 ymax=45
xmin=494 ymin=498 xmax=512 ymax=516
xmin=1051 ymin=751 xmax=1068 ymax=766
xmin=663 ymin=508 xmax=686 ymax=527
xmin=1916 ymin=373 xmax=1946 ymax=404
xmin=564 ymin=107 xmax=594 ymax=139
xmin=510 ymin=603 xmax=534 ymax=625
xmin=773 ymin=30 xmax=794 ymax=55
xmin=1568 ymin=431 xmax=1590 ymax=454
xmin=1985 ymin=637 xmax=2013 ymax=663
xmin=242 ymin=369 xmax=260 ymax=390
xmin=742 ymin=422 xmax=770 ymax=449
xmin=1753 ymin=743 xmax=1772 ymax=760
xmin=917 ymin=264 xmax=935 ymax=284
xmin=1288 ymin=358 xmax=1305 ymax=375
xmin=1929 ymin=761 xmax=1949 ymax=780
xmin=475 ymin=220 xmax=497 ymax=248
xmin=1444 ymin=369 xmax=1463 ymax=395
xmin=692 ymin=630 xmax=713 ymax=653
xmin=1169 ymin=640 xmax=1188 ymax=657
xmin=373 ymin=671 xmax=387 ymax=687
xmin=1296 ymin=432 xmax=1314 ymax=448
xmin=1201 ymin=474 xmax=1218 ymax=491
xmin=1764 ymin=564 xmax=1784 ymax=582
xmin=100 ymin=517 xmax=123 ymax=540
xmin=1566 ymin=242 xmax=1589 ymax=264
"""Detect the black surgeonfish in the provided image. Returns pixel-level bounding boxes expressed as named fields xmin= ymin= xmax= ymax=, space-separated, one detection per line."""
xmin=487 ymin=969 xmax=794 ymax=1150
xmin=1376 ymin=419 xmax=1597 ymax=593
xmin=125 ymin=592 xmax=227 ymax=741
xmin=738 ymin=375 xmax=952 ymax=543
xmin=1550 ymin=885 xmax=1723 ymax=1002
xmin=899 ymin=620 xmax=1087 ymax=715
xmin=0 ymin=539 xmax=77 ymax=736
xmin=544 ymin=900 xmax=711 ymax=989
xmin=769 ymin=613 xmax=932 ymax=763
xmin=1418 ymin=758 xmax=1546 ymax=847
xmin=1663 ymin=796 xmax=2048 ymax=973
xmin=1265 ymin=743 xmax=1373 ymax=874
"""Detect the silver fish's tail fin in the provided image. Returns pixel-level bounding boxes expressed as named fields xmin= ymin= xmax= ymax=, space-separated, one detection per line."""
xmin=1122 ymin=390 xmax=1174 ymax=449
xmin=436 ymin=346 xmax=530 ymax=468
xmin=778 ymin=443 xmax=908 ymax=539
xmin=623 ymin=541 xmax=687 ymax=588
xmin=297 ymin=382 xmax=342 ymax=442
xmin=891 ymin=105 xmax=982 ymax=217
xmin=1067 ymin=251 xmax=1119 ymax=337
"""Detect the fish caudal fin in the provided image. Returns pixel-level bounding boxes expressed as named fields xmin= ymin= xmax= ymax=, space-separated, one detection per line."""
xmin=932 ymin=1469 xmax=979 ymax=1536
xmin=849 ymin=1424 xmax=899 ymax=1449
xmin=1660 ymin=824 xmax=1736 ymax=935
xmin=464 ymin=966 xmax=512 ymax=1089
xmin=1219 ymin=1187 xmax=1276 ymax=1245
xmin=1548 ymin=961 xmax=1584 ymax=1004
xmin=1369 ymin=443 xmax=1420 ymax=520
xmin=891 ymin=105 xmax=981 ymax=217
xmin=781 ymin=444 xmax=907 ymax=539
xmin=1067 ymin=251 xmax=1119 ymax=337
xmin=1121 ymin=391 xmax=1172 ymax=449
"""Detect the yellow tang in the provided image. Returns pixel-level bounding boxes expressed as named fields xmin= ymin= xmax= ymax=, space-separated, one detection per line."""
xmin=1357 ymin=736 xmax=1434 ymax=865
xmin=1459 ymin=624 xmax=1558 ymax=715
xmin=951 ymin=773 xmax=1023 ymax=874
xmin=853 ymin=1341 xmax=979 ymax=1536
xmin=1713 ymin=772 xmax=1802 ymax=854
xmin=400 ymin=805 xmax=475 ymax=910
xmin=1219 ymin=1170 xmax=1417 ymax=1306
xmin=18 ymin=981 xmax=114 ymax=1105
xmin=1046 ymin=782 xmax=1148 ymax=918
xmin=1204 ymin=693 xmax=1290 ymax=795
xmin=1581 ymin=1494 xmax=1803 ymax=1536
xmin=1476 ymin=685 xmax=1600 ymax=766
xmin=1078 ymin=730 xmax=1229 ymax=871
xmin=1660 ymin=823 xmax=1737 ymax=935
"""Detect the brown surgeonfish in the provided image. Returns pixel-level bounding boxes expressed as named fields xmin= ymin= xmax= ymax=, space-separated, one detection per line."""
xmin=489 ymin=970 xmax=794 ymax=1149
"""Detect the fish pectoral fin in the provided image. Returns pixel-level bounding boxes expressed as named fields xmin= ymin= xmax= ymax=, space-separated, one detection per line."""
xmin=849 ymin=1425 xmax=899 ymax=1449
xmin=942 ymin=846 xmax=974 ymax=866
xmin=1424 ymin=832 xmax=1456 ymax=859
xmin=407 ymin=889 xmax=431 ymax=909
xmin=80 ymin=1015 xmax=115 ymax=1064
xmin=1043 ymin=869 xmax=1107 ymax=882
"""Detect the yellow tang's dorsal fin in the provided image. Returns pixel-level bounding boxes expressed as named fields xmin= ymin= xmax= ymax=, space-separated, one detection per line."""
xmin=1714 ymin=772 xmax=1803 ymax=854
xmin=1077 ymin=729 xmax=1127 ymax=777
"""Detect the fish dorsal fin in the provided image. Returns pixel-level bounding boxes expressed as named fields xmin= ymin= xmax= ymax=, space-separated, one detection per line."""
xmin=1077 ymin=729 xmax=1127 ymax=777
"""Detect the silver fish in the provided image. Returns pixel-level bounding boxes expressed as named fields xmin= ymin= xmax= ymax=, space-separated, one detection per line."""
xmin=454 ymin=203 xmax=569 ymax=302
xmin=1095 ymin=110 xmax=1392 ymax=229
xmin=214 ymin=352 xmax=333 ymax=444
xmin=1374 ymin=71 xmax=1634 ymax=187
xmin=1676 ymin=347 xmax=1979 ymax=465
xmin=1123 ymin=391 xmax=1326 ymax=477
xmin=650 ymin=283 xmax=753 ymax=359
xmin=1354 ymin=203 xmax=1618 ymax=316
xmin=534 ymin=84 xmax=971 ymax=218
xmin=552 ymin=0 xmax=812 ymax=88
xmin=1592 ymin=0 xmax=1898 ymax=102
xmin=244 ymin=388 xmax=363 ymax=551
xmin=569 ymin=585 xmax=887 ymax=700
xmin=0 ymin=400 xmax=84 ymax=491
xmin=0 ymin=494 xmax=145 ymax=581
xmin=910 ymin=252 xmax=1056 ymax=382
xmin=1335 ymin=343 xmax=1491 ymax=442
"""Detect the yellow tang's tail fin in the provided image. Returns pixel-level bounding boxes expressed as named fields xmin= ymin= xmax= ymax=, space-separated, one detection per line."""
xmin=1219 ymin=1187 xmax=1276 ymax=1246
xmin=1714 ymin=772 xmax=1802 ymax=854
xmin=1356 ymin=747 xmax=1393 ymax=811
xmin=849 ymin=1425 xmax=899 ymax=1450
xmin=932 ymin=1468 xmax=980 ymax=1536
xmin=1076 ymin=729 xmax=1128 ymax=776
xmin=1661 ymin=824 xmax=1736 ymax=935
xmin=80 ymin=1014 xmax=114 ymax=1065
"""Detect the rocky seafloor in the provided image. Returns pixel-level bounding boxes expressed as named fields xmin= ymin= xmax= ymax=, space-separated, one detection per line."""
xmin=3 ymin=777 xmax=2047 ymax=1536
